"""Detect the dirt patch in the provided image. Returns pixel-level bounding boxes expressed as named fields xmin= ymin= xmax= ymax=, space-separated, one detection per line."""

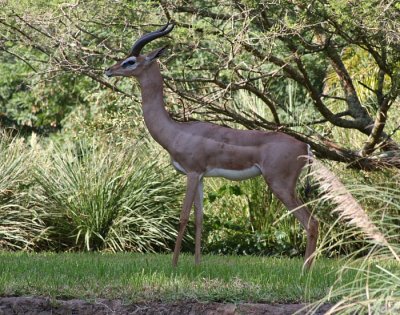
xmin=0 ymin=296 xmax=331 ymax=315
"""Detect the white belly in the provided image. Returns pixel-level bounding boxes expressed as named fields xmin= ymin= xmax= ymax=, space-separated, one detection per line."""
xmin=205 ymin=166 xmax=262 ymax=180
xmin=172 ymin=160 xmax=261 ymax=181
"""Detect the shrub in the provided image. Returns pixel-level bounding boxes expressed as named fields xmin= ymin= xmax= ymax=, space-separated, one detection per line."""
xmin=0 ymin=134 xmax=46 ymax=250
xmin=202 ymin=178 xmax=306 ymax=256
xmin=33 ymin=139 xmax=184 ymax=252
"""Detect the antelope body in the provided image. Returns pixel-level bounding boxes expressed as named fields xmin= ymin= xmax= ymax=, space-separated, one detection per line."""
xmin=105 ymin=23 xmax=318 ymax=269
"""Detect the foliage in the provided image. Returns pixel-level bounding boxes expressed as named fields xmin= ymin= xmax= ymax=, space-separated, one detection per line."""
xmin=162 ymin=0 xmax=400 ymax=167
xmin=0 ymin=38 xmax=95 ymax=133
xmin=2 ymin=130 xmax=397 ymax=260
xmin=0 ymin=134 xmax=46 ymax=250
xmin=0 ymin=133 xmax=187 ymax=253
xmin=33 ymin=138 xmax=184 ymax=252
xmin=1 ymin=1 xmax=400 ymax=310
xmin=1 ymin=0 xmax=399 ymax=168
xmin=202 ymin=178 xmax=306 ymax=256
xmin=309 ymin=180 xmax=400 ymax=314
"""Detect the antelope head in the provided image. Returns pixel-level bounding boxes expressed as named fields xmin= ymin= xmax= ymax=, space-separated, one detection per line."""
xmin=105 ymin=23 xmax=174 ymax=78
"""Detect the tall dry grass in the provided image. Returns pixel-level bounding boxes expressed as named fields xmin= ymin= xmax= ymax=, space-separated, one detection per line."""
xmin=306 ymin=160 xmax=400 ymax=314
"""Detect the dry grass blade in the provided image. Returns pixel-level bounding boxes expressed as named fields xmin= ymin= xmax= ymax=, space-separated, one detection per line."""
xmin=310 ymin=159 xmax=399 ymax=262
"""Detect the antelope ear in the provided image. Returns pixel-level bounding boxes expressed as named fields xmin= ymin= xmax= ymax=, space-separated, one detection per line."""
xmin=145 ymin=46 xmax=168 ymax=63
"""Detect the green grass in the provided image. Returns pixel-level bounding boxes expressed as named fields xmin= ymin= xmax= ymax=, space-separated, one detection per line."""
xmin=0 ymin=252 xmax=354 ymax=303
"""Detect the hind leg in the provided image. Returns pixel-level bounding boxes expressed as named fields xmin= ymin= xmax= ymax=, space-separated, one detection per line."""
xmin=262 ymin=169 xmax=318 ymax=269
xmin=288 ymin=196 xmax=318 ymax=269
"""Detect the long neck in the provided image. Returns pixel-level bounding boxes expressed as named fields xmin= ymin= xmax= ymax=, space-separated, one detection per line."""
xmin=137 ymin=62 xmax=177 ymax=150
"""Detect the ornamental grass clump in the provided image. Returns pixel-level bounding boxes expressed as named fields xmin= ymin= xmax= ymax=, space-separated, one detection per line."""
xmin=0 ymin=134 xmax=46 ymax=250
xmin=34 ymin=139 xmax=183 ymax=252
xmin=307 ymin=165 xmax=400 ymax=314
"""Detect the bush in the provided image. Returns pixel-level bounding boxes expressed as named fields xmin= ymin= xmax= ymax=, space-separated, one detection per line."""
xmin=202 ymin=178 xmax=306 ymax=256
xmin=33 ymin=138 xmax=184 ymax=252
xmin=0 ymin=134 xmax=46 ymax=250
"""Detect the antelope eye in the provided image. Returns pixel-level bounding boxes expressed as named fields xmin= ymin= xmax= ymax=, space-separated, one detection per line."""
xmin=122 ymin=59 xmax=136 ymax=68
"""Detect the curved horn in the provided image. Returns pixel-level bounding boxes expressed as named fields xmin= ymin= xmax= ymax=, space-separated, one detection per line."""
xmin=130 ymin=22 xmax=174 ymax=56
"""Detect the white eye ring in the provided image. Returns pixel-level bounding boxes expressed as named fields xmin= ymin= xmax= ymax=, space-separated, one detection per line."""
xmin=122 ymin=57 xmax=137 ymax=68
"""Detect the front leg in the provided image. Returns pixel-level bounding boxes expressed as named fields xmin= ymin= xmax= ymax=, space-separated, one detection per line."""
xmin=172 ymin=172 xmax=200 ymax=267
xmin=194 ymin=179 xmax=204 ymax=265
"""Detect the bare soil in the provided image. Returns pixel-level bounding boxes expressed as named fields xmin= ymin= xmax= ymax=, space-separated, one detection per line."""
xmin=0 ymin=296 xmax=332 ymax=315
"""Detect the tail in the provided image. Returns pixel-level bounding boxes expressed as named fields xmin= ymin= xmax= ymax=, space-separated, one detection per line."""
xmin=304 ymin=144 xmax=313 ymax=199
xmin=310 ymin=157 xmax=393 ymax=250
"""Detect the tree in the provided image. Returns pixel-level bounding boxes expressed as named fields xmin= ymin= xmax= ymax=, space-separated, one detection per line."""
xmin=161 ymin=0 xmax=400 ymax=169
xmin=1 ymin=0 xmax=399 ymax=169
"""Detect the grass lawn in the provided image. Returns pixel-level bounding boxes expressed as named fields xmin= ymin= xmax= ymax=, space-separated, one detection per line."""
xmin=0 ymin=252 xmax=351 ymax=304
xmin=0 ymin=252 xmax=362 ymax=303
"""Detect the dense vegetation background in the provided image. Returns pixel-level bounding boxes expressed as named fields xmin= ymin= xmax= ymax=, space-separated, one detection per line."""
xmin=0 ymin=0 xmax=399 ymax=259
